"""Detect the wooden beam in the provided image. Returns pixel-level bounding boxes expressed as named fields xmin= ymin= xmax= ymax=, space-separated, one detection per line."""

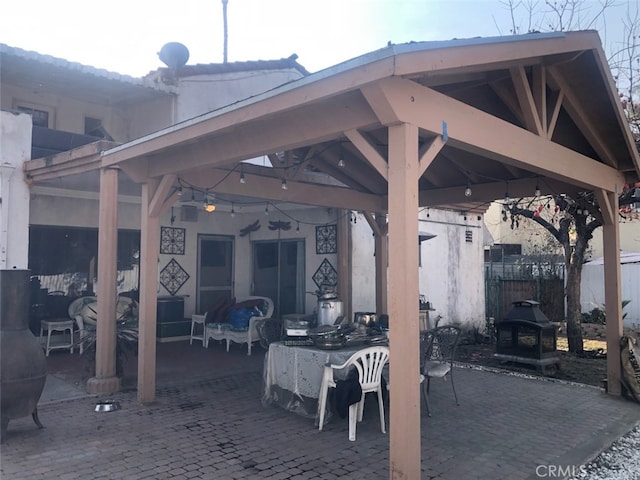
xmin=138 ymin=179 xmax=161 ymax=404
xmin=372 ymin=77 xmax=625 ymax=192
xmin=489 ymin=78 xmax=525 ymax=126
xmin=345 ymin=129 xmax=388 ymax=180
xmin=108 ymin=92 xmax=379 ymax=177
xmin=337 ymin=211 xmax=352 ymax=322
xmin=149 ymin=174 xmax=177 ymax=217
xmin=595 ymin=189 xmax=623 ymax=396
xmin=420 ymin=176 xmax=580 ymax=208
xmin=532 ymin=65 xmax=547 ymax=138
xmin=595 ymin=188 xmax=616 ymax=225
xmin=180 ymin=169 xmax=386 ymax=212
xmin=24 ymin=140 xmax=119 ymax=182
xmin=86 ymin=167 xmax=120 ymax=395
xmin=291 ymin=145 xmax=320 ymax=180
xmin=510 ymin=66 xmax=543 ymax=135
xmin=363 ymin=211 xmax=382 ymax=236
xmin=375 ymin=215 xmax=388 ymax=314
xmin=387 ymin=123 xmax=421 ymax=479
xmin=547 ymin=66 xmax=618 ymax=168
xmin=546 ymin=89 xmax=564 ymax=140
xmin=314 ymin=148 xmax=387 ymax=193
xmin=418 ymin=135 xmax=446 ymax=177
xmin=268 ymin=153 xmax=280 ymax=167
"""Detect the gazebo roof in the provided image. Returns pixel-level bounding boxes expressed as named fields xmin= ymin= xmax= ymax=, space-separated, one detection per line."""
xmin=26 ymin=30 xmax=640 ymax=214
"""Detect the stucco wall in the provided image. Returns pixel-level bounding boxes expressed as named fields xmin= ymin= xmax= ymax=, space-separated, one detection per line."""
xmin=155 ymin=204 xmax=336 ymax=317
xmin=418 ymin=209 xmax=485 ymax=329
xmin=349 ymin=208 xmax=486 ymax=329
xmin=175 ymin=69 xmax=305 ymax=121
xmin=0 ymin=110 xmax=31 ymax=269
xmin=2 ymin=83 xmax=174 ymax=143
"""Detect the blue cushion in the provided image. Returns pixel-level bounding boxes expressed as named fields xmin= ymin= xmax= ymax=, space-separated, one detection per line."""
xmin=226 ymin=307 xmax=258 ymax=330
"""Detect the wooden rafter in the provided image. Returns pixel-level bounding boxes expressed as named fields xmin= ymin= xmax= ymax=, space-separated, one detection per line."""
xmin=418 ymin=135 xmax=446 ymax=177
xmin=372 ymin=77 xmax=625 ymax=191
xmin=547 ymin=65 xmax=618 ymax=168
xmin=345 ymin=129 xmax=388 ymax=180
xmin=510 ymin=66 xmax=543 ymax=136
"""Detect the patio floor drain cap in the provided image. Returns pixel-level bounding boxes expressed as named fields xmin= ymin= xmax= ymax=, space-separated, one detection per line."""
xmin=94 ymin=400 xmax=121 ymax=412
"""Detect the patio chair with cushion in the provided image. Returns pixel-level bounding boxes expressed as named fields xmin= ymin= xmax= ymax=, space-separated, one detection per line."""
xmin=318 ymin=345 xmax=390 ymax=441
xmin=420 ymin=325 xmax=461 ymax=416
xmin=204 ymin=296 xmax=274 ymax=355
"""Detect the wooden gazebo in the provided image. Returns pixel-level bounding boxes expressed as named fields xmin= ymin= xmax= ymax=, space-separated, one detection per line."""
xmin=25 ymin=31 xmax=640 ymax=478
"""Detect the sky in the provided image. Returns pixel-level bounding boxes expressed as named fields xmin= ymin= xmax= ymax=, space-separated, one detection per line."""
xmin=0 ymin=1 xmax=638 ymax=77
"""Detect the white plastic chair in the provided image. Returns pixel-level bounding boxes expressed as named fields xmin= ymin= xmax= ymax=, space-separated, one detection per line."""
xmin=317 ymin=346 xmax=389 ymax=441
xmin=190 ymin=314 xmax=206 ymax=346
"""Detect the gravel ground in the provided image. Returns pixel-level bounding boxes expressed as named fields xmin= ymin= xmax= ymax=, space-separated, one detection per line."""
xmin=572 ymin=425 xmax=640 ymax=480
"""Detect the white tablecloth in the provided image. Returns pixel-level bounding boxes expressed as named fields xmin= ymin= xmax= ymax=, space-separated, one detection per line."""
xmin=262 ymin=342 xmax=367 ymax=421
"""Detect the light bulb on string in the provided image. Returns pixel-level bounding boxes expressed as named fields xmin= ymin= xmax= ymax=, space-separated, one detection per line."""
xmin=338 ymin=141 xmax=345 ymax=168
xmin=264 ymin=203 xmax=269 ymax=216
xmin=464 ymin=181 xmax=472 ymax=197
xmin=203 ymin=193 xmax=216 ymax=213
xmin=230 ymin=203 xmax=235 ymax=218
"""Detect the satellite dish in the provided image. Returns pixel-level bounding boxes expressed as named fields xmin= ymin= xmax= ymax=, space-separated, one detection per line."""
xmin=158 ymin=42 xmax=189 ymax=69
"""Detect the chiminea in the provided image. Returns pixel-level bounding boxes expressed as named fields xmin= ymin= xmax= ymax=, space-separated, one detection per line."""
xmin=494 ymin=300 xmax=560 ymax=375
xmin=0 ymin=270 xmax=47 ymax=441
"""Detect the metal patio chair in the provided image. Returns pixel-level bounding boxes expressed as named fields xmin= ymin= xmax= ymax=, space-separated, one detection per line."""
xmin=420 ymin=325 xmax=461 ymax=416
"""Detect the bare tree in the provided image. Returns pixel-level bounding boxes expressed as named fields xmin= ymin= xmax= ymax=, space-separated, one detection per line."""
xmin=499 ymin=0 xmax=640 ymax=353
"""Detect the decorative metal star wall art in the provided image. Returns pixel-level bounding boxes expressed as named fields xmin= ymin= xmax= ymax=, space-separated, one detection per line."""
xmin=316 ymin=224 xmax=337 ymax=254
xmin=159 ymin=258 xmax=190 ymax=296
xmin=312 ymin=258 xmax=338 ymax=290
xmin=160 ymin=226 xmax=186 ymax=255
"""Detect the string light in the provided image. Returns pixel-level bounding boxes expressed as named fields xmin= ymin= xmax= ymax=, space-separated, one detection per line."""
xmin=264 ymin=203 xmax=269 ymax=216
xmin=464 ymin=181 xmax=472 ymax=197
xmin=230 ymin=203 xmax=235 ymax=218
xmin=338 ymin=142 xmax=345 ymax=168
xmin=281 ymin=178 xmax=288 ymax=190
xmin=177 ymin=186 xmax=183 ymax=197
xmin=534 ymin=181 xmax=541 ymax=197
xmin=203 ymin=193 xmax=216 ymax=213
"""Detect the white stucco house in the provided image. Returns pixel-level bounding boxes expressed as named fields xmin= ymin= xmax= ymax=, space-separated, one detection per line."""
xmin=4 ymin=31 xmax=638 ymax=478
xmin=0 ymin=43 xmax=486 ymax=339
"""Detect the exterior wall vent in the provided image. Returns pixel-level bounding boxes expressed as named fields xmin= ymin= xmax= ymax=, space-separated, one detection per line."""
xmin=181 ymin=205 xmax=198 ymax=222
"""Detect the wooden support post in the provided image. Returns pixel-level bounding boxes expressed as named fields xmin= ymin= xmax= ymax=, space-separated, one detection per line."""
xmin=598 ymin=189 xmax=623 ymax=396
xmin=87 ymin=167 xmax=120 ymax=394
xmin=387 ymin=123 xmax=421 ymax=479
xmin=137 ymin=181 xmax=161 ymax=403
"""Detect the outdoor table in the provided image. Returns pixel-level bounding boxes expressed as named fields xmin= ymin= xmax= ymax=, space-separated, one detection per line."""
xmin=262 ymin=341 xmax=369 ymax=424
xmin=40 ymin=319 xmax=74 ymax=356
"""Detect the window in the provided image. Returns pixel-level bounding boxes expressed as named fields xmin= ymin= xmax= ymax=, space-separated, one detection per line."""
xmin=84 ymin=117 xmax=99 ymax=135
xmin=84 ymin=116 xmax=114 ymax=140
xmin=16 ymin=104 xmax=50 ymax=127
